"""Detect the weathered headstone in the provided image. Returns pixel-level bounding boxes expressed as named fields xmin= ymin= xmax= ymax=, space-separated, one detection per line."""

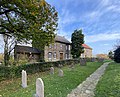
xmin=50 ymin=67 xmax=54 ymax=75
xmin=91 ymin=58 xmax=96 ymax=62
xmin=35 ymin=78 xmax=44 ymax=97
xmin=69 ymin=62 xmax=75 ymax=70
xmin=58 ymin=69 xmax=63 ymax=77
xmin=21 ymin=70 xmax=27 ymax=88
xmin=58 ymin=64 xmax=63 ymax=68
xmin=80 ymin=59 xmax=87 ymax=66
xmin=98 ymin=58 xmax=104 ymax=62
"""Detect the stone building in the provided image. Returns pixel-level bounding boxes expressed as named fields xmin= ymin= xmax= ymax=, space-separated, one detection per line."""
xmin=81 ymin=44 xmax=92 ymax=58
xmin=14 ymin=35 xmax=71 ymax=62
xmin=44 ymin=35 xmax=71 ymax=61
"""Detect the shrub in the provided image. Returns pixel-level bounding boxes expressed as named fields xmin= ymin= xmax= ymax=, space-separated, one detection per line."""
xmin=114 ymin=46 xmax=120 ymax=63
xmin=0 ymin=66 xmax=11 ymax=81
xmin=0 ymin=59 xmax=80 ymax=81
xmin=0 ymin=58 xmax=102 ymax=81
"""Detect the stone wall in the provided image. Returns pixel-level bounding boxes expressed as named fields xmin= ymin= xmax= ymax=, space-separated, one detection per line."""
xmin=44 ymin=42 xmax=71 ymax=61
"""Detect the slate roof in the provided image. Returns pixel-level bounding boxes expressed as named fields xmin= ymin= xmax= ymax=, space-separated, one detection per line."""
xmin=55 ymin=35 xmax=70 ymax=44
xmin=15 ymin=45 xmax=41 ymax=54
xmin=82 ymin=44 xmax=92 ymax=50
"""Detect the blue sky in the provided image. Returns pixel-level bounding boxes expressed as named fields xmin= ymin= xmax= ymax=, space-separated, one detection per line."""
xmin=0 ymin=0 xmax=120 ymax=55
xmin=46 ymin=0 xmax=120 ymax=55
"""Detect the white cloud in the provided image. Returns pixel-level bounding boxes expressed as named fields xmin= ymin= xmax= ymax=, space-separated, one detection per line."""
xmin=100 ymin=0 xmax=110 ymax=6
xmin=103 ymin=43 xmax=109 ymax=46
xmin=108 ymin=5 xmax=120 ymax=13
xmin=85 ymin=32 xmax=120 ymax=43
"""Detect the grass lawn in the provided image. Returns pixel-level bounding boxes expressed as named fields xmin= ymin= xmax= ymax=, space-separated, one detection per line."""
xmin=95 ymin=62 xmax=120 ymax=97
xmin=0 ymin=62 xmax=103 ymax=97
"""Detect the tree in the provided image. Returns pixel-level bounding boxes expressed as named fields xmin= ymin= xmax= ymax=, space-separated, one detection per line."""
xmin=0 ymin=0 xmax=58 ymax=66
xmin=108 ymin=51 xmax=113 ymax=59
xmin=71 ymin=29 xmax=84 ymax=58
xmin=114 ymin=46 xmax=120 ymax=63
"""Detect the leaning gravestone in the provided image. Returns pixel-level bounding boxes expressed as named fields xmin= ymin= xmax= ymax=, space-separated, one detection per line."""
xmin=80 ymin=58 xmax=87 ymax=66
xmin=58 ymin=69 xmax=63 ymax=77
xmin=50 ymin=67 xmax=54 ymax=75
xmin=35 ymin=78 xmax=44 ymax=97
xmin=21 ymin=70 xmax=27 ymax=88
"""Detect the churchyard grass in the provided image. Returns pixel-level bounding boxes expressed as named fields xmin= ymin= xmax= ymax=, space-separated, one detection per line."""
xmin=0 ymin=62 xmax=103 ymax=97
xmin=95 ymin=62 xmax=120 ymax=97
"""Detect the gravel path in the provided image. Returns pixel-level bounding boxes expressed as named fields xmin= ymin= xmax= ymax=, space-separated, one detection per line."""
xmin=67 ymin=62 xmax=110 ymax=97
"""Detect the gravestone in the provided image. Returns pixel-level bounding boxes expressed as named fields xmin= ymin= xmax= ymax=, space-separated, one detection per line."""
xmin=21 ymin=70 xmax=27 ymax=88
xmin=80 ymin=58 xmax=87 ymax=66
xmin=69 ymin=62 xmax=75 ymax=70
xmin=58 ymin=64 xmax=63 ymax=68
xmin=50 ymin=67 xmax=54 ymax=74
xmin=58 ymin=69 xmax=63 ymax=77
xmin=98 ymin=58 xmax=104 ymax=62
xmin=91 ymin=58 xmax=96 ymax=62
xmin=35 ymin=78 xmax=44 ymax=97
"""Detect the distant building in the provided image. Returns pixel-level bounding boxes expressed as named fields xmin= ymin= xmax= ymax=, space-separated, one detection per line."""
xmin=96 ymin=54 xmax=109 ymax=59
xmin=44 ymin=35 xmax=71 ymax=61
xmin=14 ymin=45 xmax=41 ymax=62
xmin=14 ymin=36 xmax=92 ymax=62
xmin=81 ymin=44 xmax=92 ymax=58
xmin=14 ymin=35 xmax=71 ymax=62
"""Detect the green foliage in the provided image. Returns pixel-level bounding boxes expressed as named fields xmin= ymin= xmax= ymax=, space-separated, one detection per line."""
xmin=71 ymin=29 xmax=84 ymax=58
xmin=95 ymin=62 xmax=120 ymax=97
xmin=108 ymin=51 xmax=113 ymax=59
xmin=0 ymin=66 xmax=11 ymax=80
xmin=114 ymin=46 xmax=120 ymax=63
xmin=0 ymin=0 xmax=58 ymax=65
xmin=0 ymin=58 xmax=100 ymax=81
xmin=0 ymin=62 xmax=103 ymax=97
xmin=0 ymin=59 xmax=79 ymax=81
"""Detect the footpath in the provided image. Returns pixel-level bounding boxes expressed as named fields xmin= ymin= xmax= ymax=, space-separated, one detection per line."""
xmin=67 ymin=62 xmax=110 ymax=97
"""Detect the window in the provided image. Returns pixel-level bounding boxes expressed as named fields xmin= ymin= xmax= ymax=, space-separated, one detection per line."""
xmin=54 ymin=43 xmax=57 ymax=49
xmin=66 ymin=53 xmax=68 ymax=59
xmin=48 ymin=52 xmax=52 ymax=59
xmin=60 ymin=44 xmax=63 ymax=49
xmin=68 ymin=45 xmax=70 ymax=50
xmin=49 ymin=44 xmax=52 ymax=48
xmin=53 ymin=52 xmax=56 ymax=59
xmin=66 ymin=45 xmax=68 ymax=50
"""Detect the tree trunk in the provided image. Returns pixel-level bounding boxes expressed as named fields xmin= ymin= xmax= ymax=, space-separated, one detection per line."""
xmin=40 ymin=50 xmax=44 ymax=62
xmin=3 ymin=35 xmax=9 ymax=66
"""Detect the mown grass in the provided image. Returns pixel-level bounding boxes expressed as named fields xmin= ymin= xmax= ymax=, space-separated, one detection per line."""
xmin=95 ymin=62 xmax=120 ymax=97
xmin=0 ymin=62 xmax=103 ymax=97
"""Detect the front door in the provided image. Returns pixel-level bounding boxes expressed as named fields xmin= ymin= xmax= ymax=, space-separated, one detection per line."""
xmin=60 ymin=53 xmax=63 ymax=60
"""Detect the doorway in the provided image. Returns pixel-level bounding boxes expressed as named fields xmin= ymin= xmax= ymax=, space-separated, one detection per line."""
xmin=60 ymin=53 xmax=63 ymax=60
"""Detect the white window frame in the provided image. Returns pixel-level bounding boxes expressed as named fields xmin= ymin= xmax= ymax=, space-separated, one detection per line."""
xmin=48 ymin=52 xmax=52 ymax=59
xmin=60 ymin=44 xmax=63 ymax=49
xmin=66 ymin=45 xmax=68 ymax=50
xmin=68 ymin=45 xmax=70 ymax=50
xmin=54 ymin=43 xmax=57 ymax=49
xmin=53 ymin=52 xmax=57 ymax=59
xmin=49 ymin=44 xmax=52 ymax=48
xmin=66 ymin=53 xmax=68 ymax=59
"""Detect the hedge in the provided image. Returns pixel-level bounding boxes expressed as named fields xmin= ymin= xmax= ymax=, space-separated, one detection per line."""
xmin=0 ymin=58 xmax=99 ymax=81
